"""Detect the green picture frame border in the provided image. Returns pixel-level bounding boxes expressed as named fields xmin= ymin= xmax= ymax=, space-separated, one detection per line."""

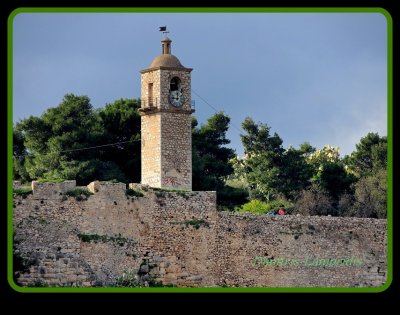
xmin=7 ymin=6 xmax=393 ymax=293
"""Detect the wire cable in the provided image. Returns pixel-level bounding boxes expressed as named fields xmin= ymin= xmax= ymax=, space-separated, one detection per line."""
xmin=191 ymin=89 xmax=244 ymax=134
xmin=58 ymin=90 xmax=242 ymax=154
xmin=59 ymin=139 xmax=140 ymax=153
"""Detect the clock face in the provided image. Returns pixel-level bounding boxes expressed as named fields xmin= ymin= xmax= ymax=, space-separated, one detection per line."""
xmin=169 ymin=90 xmax=184 ymax=107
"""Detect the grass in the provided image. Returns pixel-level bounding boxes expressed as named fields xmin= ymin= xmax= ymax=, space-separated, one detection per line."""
xmin=77 ymin=233 xmax=132 ymax=246
xmin=108 ymin=179 xmax=123 ymax=184
xmin=27 ymin=280 xmax=48 ymax=287
xmin=183 ymin=219 xmax=210 ymax=229
xmin=65 ymin=188 xmax=93 ymax=201
xmin=13 ymin=186 xmax=33 ymax=198
xmin=151 ymin=187 xmax=190 ymax=193
xmin=148 ymin=280 xmax=176 ymax=287
xmin=151 ymin=187 xmax=192 ymax=199
xmin=126 ymin=188 xmax=144 ymax=198
xmin=36 ymin=178 xmax=66 ymax=183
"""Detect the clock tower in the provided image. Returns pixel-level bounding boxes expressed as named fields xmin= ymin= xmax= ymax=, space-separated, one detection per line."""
xmin=139 ymin=36 xmax=194 ymax=190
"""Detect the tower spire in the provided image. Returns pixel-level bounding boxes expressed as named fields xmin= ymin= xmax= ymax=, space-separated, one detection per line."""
xmin=161 ymin=37 xmax=172 ymax=54
xmin=159 ymin=26 xmax=171 ymax=54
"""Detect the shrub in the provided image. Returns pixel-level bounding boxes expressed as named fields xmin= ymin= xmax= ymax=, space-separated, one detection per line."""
xmin=235 ymin=199 xmax=271 ymax=214
xmin=65 ymin=188 xmax=93 ymax=201
xmin=77 ymin=233 xmax=130 ymax=246
xmin=337 ymin=193 xmax=355 ymax=217
xmin=351 ymin=168 xmax=387 ymax=218
xmin=217 ymin=185 xmax=249 ymax=210
xmin=27 ymin=280 xmax=48 ymax=287
xmin=37 ymin=178 xmax=65 ymax=183
xmin=115 ymin=270 xmax=140 ymax=287
xmin=149 ymin=280 xmax=176 ymax=287
xmin=293 ymin=184 xmax=335 ymax=216
xmin=183 ymin=219 xmax=209 ymax=229
xmin=126 ymin=188 xmax=144 ymax=198
xmin=14 ymin=187 xmax=32 ymax=198
xmin=108 ymin=179 xmax=122 ymax=184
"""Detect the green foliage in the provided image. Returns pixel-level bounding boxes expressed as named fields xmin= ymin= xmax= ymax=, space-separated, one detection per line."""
xmin=14 ymin=95 xmax=140 ymax=185
xmin=192 ymin=113 xmax=235 ymax=197
xmin=312 ymin=162 xmax=356 ymax=202
xmin=148 ymin=280 xmax=176 ymax=287
xmin=235 ymin=199 xmax=272 ymax=214
xmin=241 ymin=117 xmax=284 ymax=155
xmin=151 ymin=187 xmax=190 ymax=193
xmin=13 ymin=129 xmax=31 ymax=182
xmin=77 ymin=233 xmax=130 ymax=246
xmin=240 ymin=117 xmax=284 ymax=201
xmin=114 ymin=271 xmax=176 ymax=287
xmin=65 ymin=188 xmax=93 ymax=200
xmin=345 ymin=133 xmax=387 ymax=177
xmin=278 ymin=147 xmax=314 ymax=199
xmin=293 ymin=183 xmax=335 ymax=216
xmin=13 ymin=187 xmax=32 ymax=198
xmin=235 ymin=198 xmax=292 ymax=215
xmin=13 ymin=93 xmax=386 ymax=219
xmin=27 ymin=280 xmax=48 ymax=287
xmin=351 ymin=168 xmax=387 ymax=218
xmin=108 ymin=179 xmax=122 ymax=183
xmin=217 ymin=185 xmax=249 ymax=210
xmin=154 ymin=191 xmax=166 ymax=198
xmin=126 ymin=188 xmax=144 ymax=198
xmin=98 ymin=98 xmax=141 ymax=183
xmin=37 ymin=178 xmax=65 ymax=183
xmin=183 ymin=219 xmax=210 ymax=229
xmin=115 ymin=270 xmax=140 ymax=287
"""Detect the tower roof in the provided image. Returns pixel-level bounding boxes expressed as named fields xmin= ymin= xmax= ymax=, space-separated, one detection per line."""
xmin=145 ymin=36 xmax=189 ymax=70
xmin=149 ymin=54 xmax=184 ymax=68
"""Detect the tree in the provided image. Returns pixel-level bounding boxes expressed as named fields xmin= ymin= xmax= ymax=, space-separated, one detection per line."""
xmin=306 ymin=145 xmax=355 ymax=203
xmin=13 ymin=129 xmax=30 ymax=182
xmin=278 ymin=146 xmax=313 ymax=200
xmin=345 ymin=133 xmax=387 ymax=177
xmin=192 ymin=113 xmax=235 ymax=191
xmin=241 ymin=117 xmax=284 ymax=156
xmin=98 ymin=98 xmax=141 ymax=183
xmin=192 ymin=113 xmax=246 ymax=207
xmin=240 ymin=118 xmax=312 ymax=201
xmin=15 ymin=94 xmax=96 ymax=182
xmin=14 ymin=95 xmax=143 ymax=184
xmin=14 ymin=94 xmax=133 ymax=184
xmin=293 ymin=183 xmax=335 ymax=216
xmin=315 ymin=162 xmax=355 ymax=202
xmin=351 ymin=168 xmax=387 ymax=218
xmin=240 ymin=117 xmax=284 ymax=201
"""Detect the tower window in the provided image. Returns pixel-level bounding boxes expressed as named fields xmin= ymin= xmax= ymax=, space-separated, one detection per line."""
xmin=170 ymin=77 xmax=181 ymax=91
xmin=148 ymin=83 xmax=154 ymax=106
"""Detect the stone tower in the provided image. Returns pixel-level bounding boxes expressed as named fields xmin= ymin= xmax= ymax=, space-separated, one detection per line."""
xmin=139 ymin=36 xmax=194 ymax=190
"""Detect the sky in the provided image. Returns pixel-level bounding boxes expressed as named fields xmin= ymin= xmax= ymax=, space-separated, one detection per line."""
xmin=12 ymin=11 xmax=388 ymax=157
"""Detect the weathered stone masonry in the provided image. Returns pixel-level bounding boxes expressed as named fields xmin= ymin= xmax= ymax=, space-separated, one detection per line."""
xmin=13 ymin=181 xmax=387 ymax=288
xmin=140 ymin=36 xmax=193 ymax=191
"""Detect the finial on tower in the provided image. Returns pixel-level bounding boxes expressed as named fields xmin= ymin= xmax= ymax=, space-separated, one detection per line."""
xmin=159 ymin=26 xmax=169 ymax=35
xmin=159 ymin=26 xmax=172 ymax=54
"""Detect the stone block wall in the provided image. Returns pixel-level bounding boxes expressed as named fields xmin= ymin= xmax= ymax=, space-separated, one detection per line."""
xmin=12 ymin=181 xmax=388 ymax=288
xmin=141 ymin=69 xmax=161 ymax=108
xmin=141 ymin=114 xmax=162 ymax=187
xmin=210 ymin=213 xmax=387 ymax=287
xmin=31 ymin=180 xmax=77 ymax=200
xmin=160 ymin=112 xmax=192 ymax=190
xmin=159 ymin=69 xmax=191 ymax=111
xmin=140 ymin=67 xmax=193 ymax=190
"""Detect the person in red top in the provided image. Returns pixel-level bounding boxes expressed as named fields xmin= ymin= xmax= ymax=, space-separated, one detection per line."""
xmin=277 ymin=207 xmax=285 ymax=215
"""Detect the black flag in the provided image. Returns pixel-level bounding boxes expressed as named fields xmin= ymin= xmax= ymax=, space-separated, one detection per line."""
xmin=159 ymin=26 xmax=167 ymax=32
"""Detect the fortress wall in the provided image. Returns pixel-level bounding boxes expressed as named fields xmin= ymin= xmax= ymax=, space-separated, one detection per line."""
xmin=211 ymin=213 xmax=387 ymax=287
xmin=12 ymin=181 xmax=387 ymax=288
